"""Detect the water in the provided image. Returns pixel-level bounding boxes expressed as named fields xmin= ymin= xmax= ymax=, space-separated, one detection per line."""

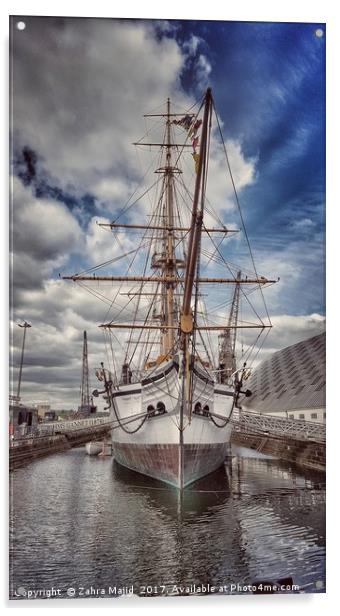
xmin=9 ymin=446 xmax=325 ymax=599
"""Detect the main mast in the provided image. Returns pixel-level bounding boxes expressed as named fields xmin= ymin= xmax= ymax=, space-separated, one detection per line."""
xmin=161 ymin=98 xmax=176 ymax=358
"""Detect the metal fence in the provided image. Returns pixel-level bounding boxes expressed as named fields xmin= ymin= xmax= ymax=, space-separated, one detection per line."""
xmin=10 ymin=415 xmax=112 ymax=443
xmin=37 ymin=415 xmax=112 ymax=435
xmin=232 ymin=410 xmax=326 ymax=443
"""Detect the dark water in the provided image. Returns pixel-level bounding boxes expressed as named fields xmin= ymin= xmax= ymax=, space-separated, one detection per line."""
xmin=9 ymin=446 xmax=325 ymax=600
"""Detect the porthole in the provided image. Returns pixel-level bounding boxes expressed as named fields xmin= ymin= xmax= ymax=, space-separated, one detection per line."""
xmin=156 ymin=401 xmax=166 ymax=415
xmin=194 ymin=402 xmax=202 ymax=414
xmin=147 ymin=404 xmax=155 ymax=417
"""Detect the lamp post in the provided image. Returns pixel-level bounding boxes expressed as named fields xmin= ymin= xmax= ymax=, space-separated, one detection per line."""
xmin=16 ymin=321 xmax=31 ymax=400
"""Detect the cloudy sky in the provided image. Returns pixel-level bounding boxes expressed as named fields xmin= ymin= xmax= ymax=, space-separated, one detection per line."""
xmin=10 ymin=16 xmax=325 ymax=408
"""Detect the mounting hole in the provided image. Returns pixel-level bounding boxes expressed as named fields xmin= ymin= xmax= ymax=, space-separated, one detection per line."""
xmin=16 ymin=21 xmax=26 ymax=31
xmin=315 ymin=28 xmax=324 ymax=38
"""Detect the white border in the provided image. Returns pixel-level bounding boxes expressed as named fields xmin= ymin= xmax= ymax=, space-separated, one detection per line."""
xmin=2 ymin=1 xmax=338 ymax=614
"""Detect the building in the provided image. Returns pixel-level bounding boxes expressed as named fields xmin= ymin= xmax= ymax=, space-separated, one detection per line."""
xmin=243 ymin=332 xmax=325 ymax=423
xmin=44 ymin=410 xmax=57 ymax=421
xmin=36 ymin=403 xmax=51 ymax=420
xmin=9 ymin=404 xmax=39 ymax=437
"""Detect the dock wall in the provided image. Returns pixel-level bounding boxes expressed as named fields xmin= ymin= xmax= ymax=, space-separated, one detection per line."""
xmin=9 ymin=434 xmax=70 ymax=470
xmin=231 ymin=430 xmax=325 ymax=472
xmin=9 ymin=424 xmax=112 ymax=470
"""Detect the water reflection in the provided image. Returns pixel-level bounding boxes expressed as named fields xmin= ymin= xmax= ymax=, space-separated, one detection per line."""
xmin=9 ymin=446 xmax=325 ymax=599
xmin=112 ymin=462 xmax=232 ymax=518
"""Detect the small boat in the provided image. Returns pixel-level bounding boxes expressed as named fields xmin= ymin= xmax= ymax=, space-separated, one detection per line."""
xmin=64 ymin=88 xmax=275 ymax=488
xmin=85 ymin=441 xmax=103 ymax=456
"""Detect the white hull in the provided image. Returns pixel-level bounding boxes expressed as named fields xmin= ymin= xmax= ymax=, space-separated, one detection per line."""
xmin=110 ymin=358 xmax=234 ymax=488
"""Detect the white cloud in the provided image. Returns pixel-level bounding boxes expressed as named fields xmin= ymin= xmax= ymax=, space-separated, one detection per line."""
xmin=290 ymin=217 xmax=315 ymax=231
xmin=11 ymin=176 xmax=84 ymax=294
xmin=92 ymin=177 xmax=134 ymax=205
xmin=13 ymin=19 xmax=187 ymax=197
xmin=269 ymin=312 xmax=324 ymax=346
xmin=196 ymin=53 xmax=212 ymax=86
xmin=183 ymin=34 xmax=202 ymax=57
xmin=86 ymin=217 xmax=128 ymax=265
xmin=15 ymin=197 xmax=83 ymax=261
xmin=206 ymin=138 xmax=256 ymax=218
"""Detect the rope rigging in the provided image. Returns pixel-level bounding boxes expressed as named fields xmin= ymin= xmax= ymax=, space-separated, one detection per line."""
xmin=212 ymin=99 xmax=272 ymax=326
xmin=63 ymin=88 xmax=275 ymax=438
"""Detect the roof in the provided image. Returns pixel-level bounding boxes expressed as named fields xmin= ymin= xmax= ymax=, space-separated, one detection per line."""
xmin=243 ymin=332 xmax=325 ymax=412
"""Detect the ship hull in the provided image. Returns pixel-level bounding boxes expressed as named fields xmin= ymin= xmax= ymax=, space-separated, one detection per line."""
xmin=110 ymin=358 xmax=234 ymax=488
xmin=112 ymin=442 xmax=230 ymax=488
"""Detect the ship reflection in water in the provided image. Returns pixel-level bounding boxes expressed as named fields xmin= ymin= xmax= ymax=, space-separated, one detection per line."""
xmin=9 ymin=446 xmax=325 ymax=599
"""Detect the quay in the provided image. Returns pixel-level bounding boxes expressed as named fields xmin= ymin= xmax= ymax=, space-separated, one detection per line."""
xmin=9 ymin=416 xmax=112 ymax=470
xmin=241 ymin=334 xmax=325 ymax=426
xmin=231 ymin=410 xmax=325 ymax=472
xmin=232 ymin=332 xmax=326 ymax=472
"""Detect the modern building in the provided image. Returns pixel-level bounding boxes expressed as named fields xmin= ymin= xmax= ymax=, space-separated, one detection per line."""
xmin=243 ymin=332 xmax=325 ymax=424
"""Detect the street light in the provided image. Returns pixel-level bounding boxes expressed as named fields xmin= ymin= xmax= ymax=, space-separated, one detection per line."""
xmin=16 ymin=321 xmax=31 ymax=400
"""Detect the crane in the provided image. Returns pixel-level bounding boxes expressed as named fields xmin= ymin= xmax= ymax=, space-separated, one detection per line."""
xmin=78 ymin=331 xmax=97 ymax=415
xmin=218 ymin=271 xmax=241 ymax=384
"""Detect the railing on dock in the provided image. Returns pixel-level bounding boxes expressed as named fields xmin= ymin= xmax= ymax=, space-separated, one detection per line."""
xmin=232 ymin=409 xmax=326 ymax=443
xmin=37 ymin=415 xmax=112 ymax=435
xmin=9 ymin=415 xmax=113 ymax=444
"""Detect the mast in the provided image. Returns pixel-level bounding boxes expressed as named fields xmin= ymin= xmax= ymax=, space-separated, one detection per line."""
xmin=161 ymin=97 xmax=176 ymax=357
xmin=180 ymin=87 xmax=212 ymax=335
xmin=218 ymin=271 xmax=241 ymax=384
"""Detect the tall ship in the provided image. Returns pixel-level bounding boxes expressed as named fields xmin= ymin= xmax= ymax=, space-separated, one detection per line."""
xmin=63 ymin=88 xmax=275 ymax=489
